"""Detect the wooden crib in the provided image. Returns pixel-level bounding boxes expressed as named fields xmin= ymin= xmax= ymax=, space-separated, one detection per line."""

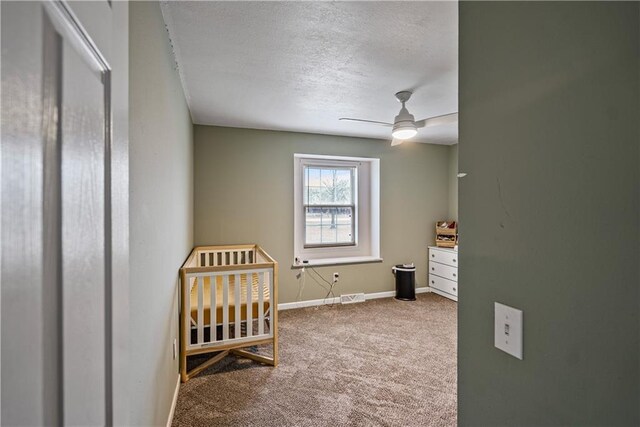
xmin=179 ymin=244 xmax=278 ymax=382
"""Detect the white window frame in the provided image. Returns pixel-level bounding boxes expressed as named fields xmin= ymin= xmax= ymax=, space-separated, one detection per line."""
xmin=303 ymin=163 xmax=357 ymax=248
xmin=293 ymin=154 xmax=381 ymax=267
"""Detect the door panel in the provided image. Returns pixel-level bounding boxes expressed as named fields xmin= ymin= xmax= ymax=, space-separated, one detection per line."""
xmin=1 ymin=4 xmax=47 ymax=426
xmin=1 ymin=1 xmax=128 ymax=425
xmin=61 ymin=36 xmax=107 ymax=426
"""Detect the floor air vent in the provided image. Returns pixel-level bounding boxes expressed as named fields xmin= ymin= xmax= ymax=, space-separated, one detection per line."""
xmin=340 ymin=293 xmax=366 ymax=304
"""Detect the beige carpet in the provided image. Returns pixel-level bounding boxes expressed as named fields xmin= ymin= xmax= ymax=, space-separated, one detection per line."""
xmin=173 ymin=293 xmax=457 ymax=427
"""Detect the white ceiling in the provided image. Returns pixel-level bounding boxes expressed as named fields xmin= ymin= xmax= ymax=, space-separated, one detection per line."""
xmin=161 ymin=1 xmax=458 ymax=145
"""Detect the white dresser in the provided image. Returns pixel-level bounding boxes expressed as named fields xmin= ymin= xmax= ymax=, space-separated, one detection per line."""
xmin=428 ymin=246 xmax=458 ymax=301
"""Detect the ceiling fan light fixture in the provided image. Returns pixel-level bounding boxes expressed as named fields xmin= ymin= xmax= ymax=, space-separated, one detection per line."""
xmin=392 ymin=123 xmax=417 ymax=140
xmin=337 ymin=91 xmax=459 ymax=146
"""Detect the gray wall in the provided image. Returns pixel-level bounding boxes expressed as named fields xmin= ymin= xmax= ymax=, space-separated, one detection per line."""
xmin=194 ymin=126 xmax=451 ymax=303
xmin=458 ymin=2 xmax=639 ymax=425
xmin=448 ymin=144 xmax=458 ymax=221
xmin=129 ymin=2 xmax=193 ymax=425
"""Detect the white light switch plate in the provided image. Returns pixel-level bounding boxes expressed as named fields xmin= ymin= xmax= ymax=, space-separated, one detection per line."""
xmin=494 ymin=302 xmax=523 ymax=360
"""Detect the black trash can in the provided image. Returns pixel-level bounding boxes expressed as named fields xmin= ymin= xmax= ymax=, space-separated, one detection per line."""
xmin=393 ymin=264 xmax=416 ymax=301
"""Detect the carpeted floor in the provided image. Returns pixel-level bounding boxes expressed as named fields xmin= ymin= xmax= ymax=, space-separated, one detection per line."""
xmin=172 ymin=293 xmax=457 ymax=427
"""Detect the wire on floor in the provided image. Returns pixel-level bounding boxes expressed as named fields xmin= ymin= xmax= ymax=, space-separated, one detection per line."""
xmin=309 ymin=267 xmax=337 ymax=307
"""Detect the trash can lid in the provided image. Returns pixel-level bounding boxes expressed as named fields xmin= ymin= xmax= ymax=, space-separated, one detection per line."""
xmin=393 ymin=263 xmax=415 ymax=271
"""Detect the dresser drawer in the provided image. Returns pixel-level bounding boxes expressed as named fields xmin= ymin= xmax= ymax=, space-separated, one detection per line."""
xmin=429 ymin=249 xmax=458 ymax=268
xmin=429 ymin=274 xmax=458 ymax=296
xmin=429 ymin=261 xmax=458 ymax=281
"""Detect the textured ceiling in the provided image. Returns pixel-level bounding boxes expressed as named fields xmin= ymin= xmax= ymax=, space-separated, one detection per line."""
xmin=161 ymin=1 xmax=458 ymax=144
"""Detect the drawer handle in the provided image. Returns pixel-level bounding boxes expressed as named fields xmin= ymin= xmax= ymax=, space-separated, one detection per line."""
xmin=453 ymin=287 xmax=456 ymax=291
xmin=453 ymin=273 xmax=457 ymax=277
xmin=431 ymin=280 xmax=434 ymax=284
xmin=431 ymin=254 xmax=435 ymax=257
xmin=431 ymin=267 xmax=434 ymax=271
xmin=453 ymin=259 xmax=456 ymax=263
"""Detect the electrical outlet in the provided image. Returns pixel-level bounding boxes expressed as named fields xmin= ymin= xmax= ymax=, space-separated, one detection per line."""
xmin=333 ymin=272 xmax=339 ymax=283
xmin=173 ymin=338 xmax=177 ymax=360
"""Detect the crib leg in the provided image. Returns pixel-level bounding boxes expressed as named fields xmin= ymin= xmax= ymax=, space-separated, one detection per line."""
xmin=272 ymin=330 xmax=278 ymax=367
xmin=231 ymin=349 xmax=275 ymax=366
xmin=180 ymin=352 xmax=188 ymax=383
xmin=186 ymin=350 xmax=229 ymax=380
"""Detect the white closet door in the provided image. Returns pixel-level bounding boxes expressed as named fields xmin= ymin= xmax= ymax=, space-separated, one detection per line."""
xmin=1 ymin=1 xmax=129 ymax=425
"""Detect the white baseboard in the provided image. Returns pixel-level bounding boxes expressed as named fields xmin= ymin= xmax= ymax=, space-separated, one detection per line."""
xmin=166 ymin=374 xmax=180 ymax=427
xmin=278 ymin=286 xmax=430 ymax=311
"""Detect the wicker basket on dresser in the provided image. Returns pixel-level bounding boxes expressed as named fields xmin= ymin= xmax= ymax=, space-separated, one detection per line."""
xmin=435 ymin=222 xmax=457 ymax=248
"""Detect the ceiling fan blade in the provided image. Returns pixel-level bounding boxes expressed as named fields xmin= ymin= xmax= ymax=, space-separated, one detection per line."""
xmin=339 ymin=117 xmax=393 ymax=127
xmin=390 ymin=138 xmax=404 ymax=147
xmin=415 ymin=112 xmax=458 ymax=129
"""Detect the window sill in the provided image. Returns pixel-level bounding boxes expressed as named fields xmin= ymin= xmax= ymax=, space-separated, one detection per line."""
xmin=291 ymin=256 xmax=383 ymax=269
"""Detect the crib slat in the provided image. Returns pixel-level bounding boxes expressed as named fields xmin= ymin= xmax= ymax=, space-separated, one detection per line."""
xmin=197 ymin=278 xmax=204 ymax=344
xmin=268 ymin=270 xmax=274 ymax=337
xmin=188 ymin=277 xmax=194 ymax=346
xmin=210 ymin=274 xmax=217 ymax=341
xmin=258 ymin=272 xmax=264 ymax=335
xmin=223 ymin=275 xmax=229 ymax=340
xmin=246 ymin=273 xmax=253 ymax=337
xmin=234 ymin=274 xmax=241 ymax=338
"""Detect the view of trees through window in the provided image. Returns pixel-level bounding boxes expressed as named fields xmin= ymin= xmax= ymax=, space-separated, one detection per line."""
xmin=303 ymin=166 xmax=355 ymax=246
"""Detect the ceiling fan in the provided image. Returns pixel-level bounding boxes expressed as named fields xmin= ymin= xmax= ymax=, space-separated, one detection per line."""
xmin=339 ymin=91 xmax=458 ymax=146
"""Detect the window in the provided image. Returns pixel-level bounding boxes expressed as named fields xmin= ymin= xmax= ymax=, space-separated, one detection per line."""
xmin=294 ymin=154 xmax=381 ymax=267
xmin=303 ymin=166 xmax=356 ymax=247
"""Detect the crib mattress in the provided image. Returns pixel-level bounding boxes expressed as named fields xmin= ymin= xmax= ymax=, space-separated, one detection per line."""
xmin=190 ymin=273 xmax=270 ymax=325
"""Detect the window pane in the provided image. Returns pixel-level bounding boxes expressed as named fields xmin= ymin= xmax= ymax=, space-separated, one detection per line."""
xmin=321 ymin=223 xmax=337 ymax=243
xmin=308 ymin=187 xmax=322 ymax=205
xmin=304 ymin=207 xmax=322 ymax=245
xmin=305 ymin=206 xmax=353 ymax=246
xmin=336 ymin=224 xmax=352 ymax=242
xmin=304 ymin=166 xmax=354 ymax=206
xmin=304 ymin=167 xmax=321 ymax=204
xmin=333 ymin=169 xmax=352 ymax=204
